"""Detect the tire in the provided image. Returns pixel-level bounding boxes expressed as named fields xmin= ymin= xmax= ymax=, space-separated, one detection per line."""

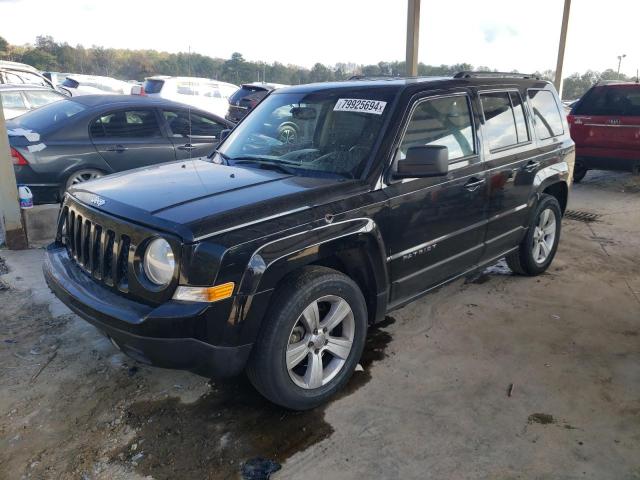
xmin=277 ymin=123 xmax=298 ymax=145
xmin=573 ymin=162 xmax=587 ymax=183
xmin=506 ymin=194 xmax=562 ymax=276
xmin=246 ymin=266 xmax=368 ymax=410
xmin=64 ymin=169 xmax=104 ymax=191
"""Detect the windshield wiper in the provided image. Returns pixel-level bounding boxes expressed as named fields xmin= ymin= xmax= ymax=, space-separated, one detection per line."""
xmin=230 ymin=156 xmax=299 ymax=174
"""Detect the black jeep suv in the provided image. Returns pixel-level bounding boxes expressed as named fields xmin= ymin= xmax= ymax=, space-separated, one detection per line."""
xmin=44 ymin=73 xmax=574 ymax=410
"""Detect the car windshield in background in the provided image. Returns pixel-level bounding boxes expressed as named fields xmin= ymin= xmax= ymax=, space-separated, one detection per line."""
xmin=217 ymin=90 xmax=395 ymax=179
xmin=9 ymin=98 xmax=86 ymax=132
xmin=574 ymin=86 xmax=640 ymax=116
xmin=143 ymin=79 xmax=165 ymax=94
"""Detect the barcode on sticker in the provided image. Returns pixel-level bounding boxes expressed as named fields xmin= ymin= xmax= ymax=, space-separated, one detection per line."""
xmin=334 ymin=99 xmax=387 ymax=115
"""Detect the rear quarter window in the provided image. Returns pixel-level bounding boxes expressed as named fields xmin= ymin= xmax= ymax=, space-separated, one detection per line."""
xmin=528 ymin=89 xmax=564 ymax=140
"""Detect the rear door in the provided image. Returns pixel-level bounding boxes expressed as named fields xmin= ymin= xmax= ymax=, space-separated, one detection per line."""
xmin=476 ymin=89 xmax=536 ymax=260
xmin=569 ymin=85 xmax=640 ymax=165
xmin=161 ymin=108 xmax=227 ymax=159
xmin=89 ymin=108 xmax=176 ymax=171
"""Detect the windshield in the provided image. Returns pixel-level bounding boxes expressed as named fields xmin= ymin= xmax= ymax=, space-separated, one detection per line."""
xmin=217 ymin=90 xmax=396 ymax=179
xmin=9 ymin=98 xmax=86 ymax=132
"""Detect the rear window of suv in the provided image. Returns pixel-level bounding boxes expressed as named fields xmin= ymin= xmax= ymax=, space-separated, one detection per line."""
xmin=573 ymin=85 xmax=640 ymax=116
xmin=229 ymin=86 xmax=268 ymax=105
xmin=143 ymin=79 xmax=165 ymax=94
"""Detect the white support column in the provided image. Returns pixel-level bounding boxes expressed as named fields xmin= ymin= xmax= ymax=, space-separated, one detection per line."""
xmin=406 ymin=0 xmax=421 ymax=77
xmin=554 ymin=0 xmax=572 ymax=98
xmin=0 ymin=98 xmax=28 ymax=249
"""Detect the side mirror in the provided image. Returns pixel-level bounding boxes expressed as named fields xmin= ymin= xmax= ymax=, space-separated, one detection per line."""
xmin=395 ymin=145 xmax=449 ymax=178
xmin=219 ymin=129 xmax=232 ymax=142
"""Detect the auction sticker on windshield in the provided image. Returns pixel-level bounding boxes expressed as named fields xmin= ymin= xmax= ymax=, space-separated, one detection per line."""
xmin=334 ymin=99 xmax=387 ymax=115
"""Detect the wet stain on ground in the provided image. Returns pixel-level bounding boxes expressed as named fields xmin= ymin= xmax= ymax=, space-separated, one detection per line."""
xmin=115 ymin=317 xmax=395 ymax=480
xmin=528 ymin=413 xmax=555 ymax=425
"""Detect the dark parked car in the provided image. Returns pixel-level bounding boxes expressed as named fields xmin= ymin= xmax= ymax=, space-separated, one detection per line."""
xmin=8 ymin=95 xmax=233 ymax=203
xmin=44 ymin=73 xmax=574 ymax=410
xmin=568 ymin=81 xmax=640 ymax=182
xmin=226 ymin=82 xmax=285 ymax=123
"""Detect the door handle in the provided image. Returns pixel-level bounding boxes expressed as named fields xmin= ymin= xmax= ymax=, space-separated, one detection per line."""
xmin=177 ymin=143 xmax=196 ymax=151
xmin=464 ymin=177 xmax=485 ymax=191
xmin=523 ymin=160 xmax=540 ymax=172
xmin=105 ymin=145 xmax=127 ymax=152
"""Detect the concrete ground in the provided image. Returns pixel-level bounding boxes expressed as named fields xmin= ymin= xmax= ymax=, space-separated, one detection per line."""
xmin=0 ymin=170 xmax=639 ymax=480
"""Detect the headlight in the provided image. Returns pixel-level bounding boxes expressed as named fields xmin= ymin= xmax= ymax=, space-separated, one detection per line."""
xmin=143 ymin=238 xmax=175 ymax=286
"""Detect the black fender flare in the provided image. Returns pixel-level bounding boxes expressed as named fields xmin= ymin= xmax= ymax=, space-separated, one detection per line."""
xmin=237 ymin=217 xmax=389 ymax=322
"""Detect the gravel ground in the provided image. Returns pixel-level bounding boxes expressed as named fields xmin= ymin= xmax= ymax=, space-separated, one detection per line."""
xmin=0 ymin=170 xmax=639 ymax=480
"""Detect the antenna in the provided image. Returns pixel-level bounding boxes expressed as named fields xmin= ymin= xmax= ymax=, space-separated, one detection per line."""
xmin=187 ymin=46 xmax=192 ymax=162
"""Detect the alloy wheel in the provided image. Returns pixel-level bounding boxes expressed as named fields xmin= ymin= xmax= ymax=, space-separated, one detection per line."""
xmin=66 ymin=170 xmax=103 ymax=190
xmin=532 ymin=208 xmax=557 ymax=264
xmin=286 ymin=295 xmax=355 ymax=390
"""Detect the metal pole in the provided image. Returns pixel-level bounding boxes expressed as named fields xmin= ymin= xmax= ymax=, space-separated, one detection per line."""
xmin=554 ymin=0 xmax=571 ymax=97
xmin=406 ymin=0 xmax=421 ymax=76
xmin=0 ymin=97 xmax=28 ymax=249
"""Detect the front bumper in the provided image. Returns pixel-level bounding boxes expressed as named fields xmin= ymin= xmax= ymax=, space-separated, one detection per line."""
xmin=43 ymin=244 xmax=252 ymax=377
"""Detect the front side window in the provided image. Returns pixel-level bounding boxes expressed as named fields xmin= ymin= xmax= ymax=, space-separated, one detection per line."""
xmin=163 ymin=110 xmax=225 ymax=137
xmin=398 ymin=95 xmax=475 ymax=162
xmin=217 ymin=89 xmax=396 ymax=179
xmin=90 ymin=110 xmax=162 ymax=138
xmin=528 ymin=89 xmax=564 ymax=139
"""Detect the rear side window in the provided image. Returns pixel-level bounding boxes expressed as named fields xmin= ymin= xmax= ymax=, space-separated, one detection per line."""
xmin=90 ymin=110 xmax=162 ymax=138
xmin=528 ymin=90 xmax=564 ymax=139
xmin=480 ymin=91 xmax=529 ymax=151
xmin=1 ymin=91 xmax=26 ymax=109
xmin=24 ymin=90 xmax=64 ymax=108
xmin=399 ymin=95 xmax=475 ymax=162
xmin=573 ymin=86 xmax=640 ymax=116
xmin=143 ymin=79 xmax=164 ymax=94
xmin=163 ymin=110 xmax=225 ymax=137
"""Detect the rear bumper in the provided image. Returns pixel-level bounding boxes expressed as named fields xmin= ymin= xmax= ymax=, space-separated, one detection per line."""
xmin=576 ymin=148 xmax=640 ymax=171
xmin=14 ymin=165 xmax=61 ymax=204
xmin=43 ymin=244 xmax=252 ymax=377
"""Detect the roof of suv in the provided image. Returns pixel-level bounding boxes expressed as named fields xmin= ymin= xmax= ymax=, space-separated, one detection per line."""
xmin=278 ymin=75 xmax=551 ymax=95
xmin=0 ymin=84 xmax=58 ymax=92
xmin=0 ymin=60 xmax=41 ymax=73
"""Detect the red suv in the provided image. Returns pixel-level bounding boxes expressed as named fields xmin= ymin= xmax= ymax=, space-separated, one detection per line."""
xmin=567 ymin=82 xmax=640 ymax=182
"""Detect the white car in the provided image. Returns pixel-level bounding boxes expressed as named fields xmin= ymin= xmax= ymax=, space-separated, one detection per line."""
xmin=61 ymin=74 xmax=133 ymax=96
xmin=0 ymin=84 xmax=66 ymax=119
xmin=136 ymin=76 xmax=238 ymax=118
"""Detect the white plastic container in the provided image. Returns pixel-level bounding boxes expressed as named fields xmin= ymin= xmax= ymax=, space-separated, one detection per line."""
xmin=18 ymin=186 xmax=33 ymax=209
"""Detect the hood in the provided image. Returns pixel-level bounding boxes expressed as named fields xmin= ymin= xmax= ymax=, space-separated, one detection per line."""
xmin=70 ymin=160 xmax=363 ymax=243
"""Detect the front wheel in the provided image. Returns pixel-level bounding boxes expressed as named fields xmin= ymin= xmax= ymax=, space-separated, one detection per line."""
xmin=506 ymin=194 xmax=562 ymax=276
xmin=246 ymin=266 xmax=367 ymax=410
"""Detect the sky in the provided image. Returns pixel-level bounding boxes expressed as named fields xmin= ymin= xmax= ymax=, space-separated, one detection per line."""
xmin=1 ymin=0 xmax=639 ymax=77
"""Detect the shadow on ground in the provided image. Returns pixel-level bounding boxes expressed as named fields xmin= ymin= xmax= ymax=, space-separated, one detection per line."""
xmin=113 ymin=318 xmax=395 ymax=480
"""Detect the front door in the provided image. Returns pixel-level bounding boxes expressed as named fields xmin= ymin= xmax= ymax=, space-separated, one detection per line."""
xmin=90 ymin=108 xmax=176 ymax=172
xmin=382 ymin=92 xmax=488 ymax=306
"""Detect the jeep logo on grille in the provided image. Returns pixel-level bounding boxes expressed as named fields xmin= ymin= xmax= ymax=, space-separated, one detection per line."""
xmin=88 ymin=195 xmax=105 ymax=207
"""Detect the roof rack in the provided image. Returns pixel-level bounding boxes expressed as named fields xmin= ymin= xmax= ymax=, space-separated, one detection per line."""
xmin=348 ymin=74 xmax=400 ymax=81
xmin=453 ymin=71 xmax=540 ymax=80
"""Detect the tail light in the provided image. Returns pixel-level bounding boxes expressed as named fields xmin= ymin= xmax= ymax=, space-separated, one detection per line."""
xmin=10 ymin=147 xmax=29 ymax=166
xmin=567 ymin=114 xmax=574 ymax=125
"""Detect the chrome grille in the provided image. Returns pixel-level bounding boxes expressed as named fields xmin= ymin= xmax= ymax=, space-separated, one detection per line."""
xmin=60 ymin=204 xmax=130 ymax=293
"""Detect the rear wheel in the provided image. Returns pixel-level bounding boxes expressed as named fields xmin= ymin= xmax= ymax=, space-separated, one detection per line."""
xmin=65 ymin=169 xmax=104 ymax=191
xmin=573 ymin=162 xmax=587 ymax=183
xmin=506 ymin=194 xmax=562 ymax=276
xmin=246 ymin=266 xmax=367 ymax=410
